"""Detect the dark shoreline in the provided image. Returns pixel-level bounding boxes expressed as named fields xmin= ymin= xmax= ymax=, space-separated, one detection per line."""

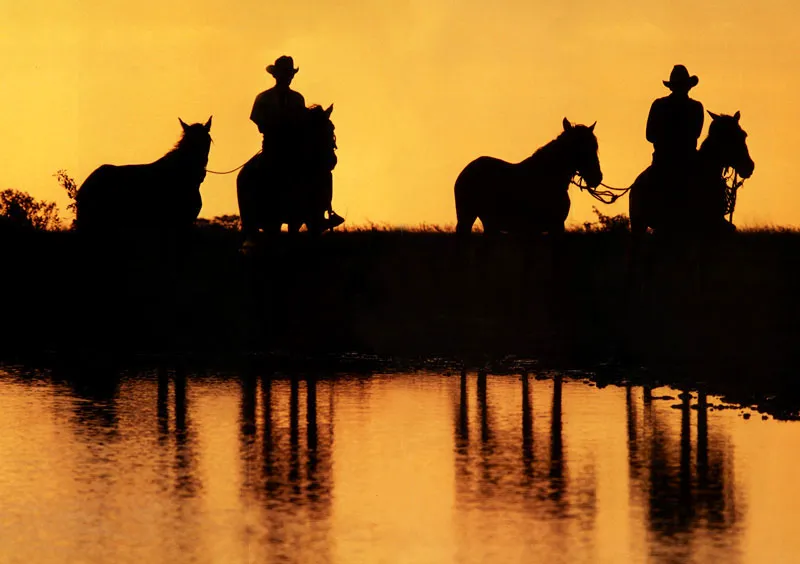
xmin=1 ymin=225 xmax=799 ymax=418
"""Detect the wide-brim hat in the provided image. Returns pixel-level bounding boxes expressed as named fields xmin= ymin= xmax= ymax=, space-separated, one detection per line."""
xmin=663 ymin=64 xmax=698 ymax=90
xmin=267 ymin=55 xmax=299 ymax=77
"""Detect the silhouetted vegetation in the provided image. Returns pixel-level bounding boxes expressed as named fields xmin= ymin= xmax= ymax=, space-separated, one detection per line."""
xmin=582 ymin=207 xmax=630 ymax=233
xmin=0 ymin=189 xmax=61 ymax=230
xmin=195 ymin=214 xmax=242 ymax=231
xmin=55 ymin=169 xmax=78 ymax=219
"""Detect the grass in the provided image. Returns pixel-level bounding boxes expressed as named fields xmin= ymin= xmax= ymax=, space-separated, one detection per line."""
xmin=1 ymin=223 xmax=800 ymax=417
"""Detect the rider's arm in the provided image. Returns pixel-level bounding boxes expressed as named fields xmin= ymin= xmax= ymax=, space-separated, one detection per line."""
xmin=645 ymin=100 xmax=660 ymax=144
xmin=290 ymin=91 xmax=306 ymax=110
xmin=692 ymin=101 xmax=704 ymax=141
xmin=250 ymin=95 xmax=267 ymax=134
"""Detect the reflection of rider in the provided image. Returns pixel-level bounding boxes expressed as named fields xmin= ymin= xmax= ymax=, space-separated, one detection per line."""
xmin=646 ymin=65 xmax=704 ymax=186
xmin=250 ymin=55 xmax=344 ymax=228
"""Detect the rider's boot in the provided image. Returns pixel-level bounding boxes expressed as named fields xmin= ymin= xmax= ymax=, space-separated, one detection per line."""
xmin=327 ymin=210 xmax=345 ymax=229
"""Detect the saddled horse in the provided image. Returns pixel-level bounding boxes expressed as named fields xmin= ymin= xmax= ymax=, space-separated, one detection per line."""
xmin=237 ymin=104 xmax=337 ymax=237
xmin=455 ymin=118 xmax=603 ymax=236
xmin=75 ymin=117 xmax=213 ymax=232
xmin=629 ymin=111 xmax=754 ymax=239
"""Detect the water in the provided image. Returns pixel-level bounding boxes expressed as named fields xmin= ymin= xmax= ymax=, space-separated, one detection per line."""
xmin=0 ymin=367 xmax=798 ymax=563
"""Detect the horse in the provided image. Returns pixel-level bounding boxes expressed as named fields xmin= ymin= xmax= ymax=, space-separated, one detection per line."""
xmin=75 ymin=117 xmax=213 ymax=233
xmin=629 ymin=110 xmax=754 ymax=239
xmin=237 ymin=104 xmax=337 ymax=238
xmin=454 ymin=118 xmax=603 ymax=237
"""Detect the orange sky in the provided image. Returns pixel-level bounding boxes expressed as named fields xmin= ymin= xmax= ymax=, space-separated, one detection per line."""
xmin=1 ymin=0 xmax=796 ymax=227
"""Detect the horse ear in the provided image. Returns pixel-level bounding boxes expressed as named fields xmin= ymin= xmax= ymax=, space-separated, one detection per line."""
xmin=707 ymin=110 xmax=720 ymax=121
xmin=562 ymin=117 xmax=572 ymax=131
xmin=734 ymin=111 xmax=741 ymax=121
xmin=325 ymin=104 xmax=333 ymax=117
xmin=179 ymin=118 xmax=189 ymax=132
xmin=204 ymin=116 xmax=213 ymax=131
xmin=589 ymin=121 xmax=596 ymax=132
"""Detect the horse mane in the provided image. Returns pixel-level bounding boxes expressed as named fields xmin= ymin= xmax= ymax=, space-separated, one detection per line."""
xmin=699 ymin=113 xmax=739 ymax=153
xmin=157 ymin=123 xmax=212 ymax=172
xmin=522 ymin=126 xmax=593 ymax=166
xmin=169 ymin=126 xmax=208 ymax=153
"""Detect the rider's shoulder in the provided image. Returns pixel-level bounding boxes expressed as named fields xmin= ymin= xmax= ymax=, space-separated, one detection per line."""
xmin=288 ymin=89 xmax=306 ymax=103
xmin=650 ymin=96 xmax=671 ymax=109
xmin=254 ymin=87 xmax=277 ymax=102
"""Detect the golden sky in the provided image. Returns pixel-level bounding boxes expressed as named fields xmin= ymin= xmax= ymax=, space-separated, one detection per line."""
xmin=1 ymin=0 xmax=796 ymax=227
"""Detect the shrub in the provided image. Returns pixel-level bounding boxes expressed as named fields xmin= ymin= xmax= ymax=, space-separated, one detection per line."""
xmin=582 ymin=207 xmax=630 ymax=233
xmin=0 ymin=189 xmax=61 ymax=230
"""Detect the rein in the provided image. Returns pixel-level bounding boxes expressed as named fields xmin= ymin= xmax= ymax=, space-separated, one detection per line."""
xmin=572 ymin=167 xmax=747 ymax=223
xmin=570 ymin=177 xmax=631 ymax=204
xmin=206 ymin=151 xmax=262 ymax=175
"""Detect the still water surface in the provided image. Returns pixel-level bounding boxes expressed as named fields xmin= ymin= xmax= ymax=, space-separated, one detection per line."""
xmin=0 ymin=368 xmax=798 ymax=563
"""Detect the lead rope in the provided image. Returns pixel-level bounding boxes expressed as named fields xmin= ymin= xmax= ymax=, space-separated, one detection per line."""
xmin=570 ymin=176 xmax=631 ymax=204
xmin=206 ymin=151 xmax=262 ymax=175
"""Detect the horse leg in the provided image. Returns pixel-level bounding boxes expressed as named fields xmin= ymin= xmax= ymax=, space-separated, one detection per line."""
xmin=456 ymin=209 xmax=476 ymax=237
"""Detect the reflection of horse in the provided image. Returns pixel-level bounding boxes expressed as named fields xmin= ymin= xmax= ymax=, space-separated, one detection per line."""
xmin=455 ymin=118 xmax=603 ymax=236
xmin=629 ymin=111 xmax=754 ymax=238
xmin=75 ymin=117 xmax=212 ymax=232
xmin=237 ymin=105 xmax=337 ymax=237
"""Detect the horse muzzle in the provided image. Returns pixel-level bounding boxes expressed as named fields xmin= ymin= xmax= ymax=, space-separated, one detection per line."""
xmin=583 ymin=172 xmax=603 ymax=189
xmin=738 ymin=160 xmax=754 ymax=179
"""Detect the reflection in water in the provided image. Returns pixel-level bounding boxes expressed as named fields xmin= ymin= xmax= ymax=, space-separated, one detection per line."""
xmin=237 ymin=373 xmax=334 ymax=561
xmin=549 ymin=373 xmax=565 ymax=507
xmin=155 ymin=367 xmax=201 ymax=499
xmin=0 ymin=369 xmax=787 ymax=563
xmin=454 ymin=371 xmax=576 ymax=525
xmin=626 ymin=383 xmax=742 ymax=560
xmin=521 ymin=372 xmax=533 ymax=480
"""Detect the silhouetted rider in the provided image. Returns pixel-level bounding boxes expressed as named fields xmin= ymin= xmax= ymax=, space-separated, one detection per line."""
xmin=250 ymin=55 xmax=344 ymax=228
xmin=251 ymin=55 xmax=307 ymax=153
xmin=646 ymin=64 xmax=704 ymax=185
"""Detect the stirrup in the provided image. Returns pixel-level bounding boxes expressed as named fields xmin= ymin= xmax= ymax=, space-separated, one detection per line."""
xmin=327 ymin=212 xmax=345 ymax=228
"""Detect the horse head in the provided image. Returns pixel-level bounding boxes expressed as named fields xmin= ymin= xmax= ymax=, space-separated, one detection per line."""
xmin=706 ymin=111 xmax=754 ymax=179
xmin=177 ymin=116 xmax=213 ymax=164
xmin=562 ymin=118 xmax=603 ymax=188
xmin=306 ymin=104 xmax=337 ymax=170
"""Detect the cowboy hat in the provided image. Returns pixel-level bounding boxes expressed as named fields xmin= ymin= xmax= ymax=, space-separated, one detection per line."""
xmin=267 ymin=55 xmax=299 ymax=77
xmin=663 ymin=64 xmax=698 ymax=90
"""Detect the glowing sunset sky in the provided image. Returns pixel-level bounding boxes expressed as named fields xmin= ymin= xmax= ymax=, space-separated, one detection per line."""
xmin=0 ymin=0 xmax=794 ymax=226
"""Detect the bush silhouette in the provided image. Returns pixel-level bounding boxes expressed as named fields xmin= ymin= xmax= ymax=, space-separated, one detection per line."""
xmin=55 ymin=169 xmax=78 ymax=220
xmin=583 ymin=207 xmax=630 ymax=233
xmin=0 ymin=189 xmax=61 ymax=230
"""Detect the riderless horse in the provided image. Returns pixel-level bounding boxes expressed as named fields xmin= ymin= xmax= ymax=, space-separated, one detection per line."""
xmin=455 ymin=118 xmax=603 ymax=236
xmin=75 ymin=117 xmax=213 ymax=232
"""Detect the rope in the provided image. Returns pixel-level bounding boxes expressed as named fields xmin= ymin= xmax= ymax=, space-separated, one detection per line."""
xmin=571 ymin=169 xmax=747 ymax=223
xmin=206 ymin=151 xmax=262 ymax=175
xmin=723 ymin=168 xmax=745 ymax=224
xmin=570 ymin=177 xmax=631 ymax=204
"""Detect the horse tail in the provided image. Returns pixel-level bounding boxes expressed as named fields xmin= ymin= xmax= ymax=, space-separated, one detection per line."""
xmin=74 ymin=165 xmax=111 ymax=231
xmin=628 ymin=167 xmax=651 ymax=237
xmin=454 ymin=162 xmax=480 ymax=236
xmin=236 ymin=157 xmax=264 ymax=237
